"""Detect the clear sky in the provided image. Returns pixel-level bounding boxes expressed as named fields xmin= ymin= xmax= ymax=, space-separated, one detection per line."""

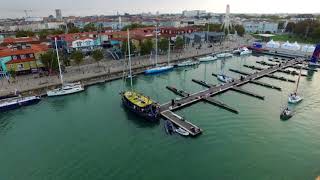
xmin=0 ymin=0 xmax=319 ymax=18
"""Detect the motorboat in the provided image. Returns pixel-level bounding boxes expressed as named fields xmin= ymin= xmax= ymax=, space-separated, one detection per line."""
xmin=144 ymin=65 xmax=174 ymax=74
xmin=217 ymin=74 xmax=233 ymax=83
xmin=198 ymin=56 xmax=218 ymax=62
xmin=217 ymin=53 xmax=233 ymax=58
xmin=240 ymin=47 xmax=252 ymax=56
xmin=164 ymin=120 xmax=174 ymax=135
xmin=47 ymin=82 xmax=84 ymax=97
xmin=280 ymin=107 xmax=293 ymax=121
xmin=175 ymin=127 xmax=189 ymax=136
xmin=0 ymin=96 xmax=41 ymax=112
xmin=177 ymin=60 xmax=200 ymax=67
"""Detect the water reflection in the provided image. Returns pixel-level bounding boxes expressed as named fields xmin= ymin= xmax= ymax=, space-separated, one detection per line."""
xmin=121 ymin=105 xmax=159 ymax=128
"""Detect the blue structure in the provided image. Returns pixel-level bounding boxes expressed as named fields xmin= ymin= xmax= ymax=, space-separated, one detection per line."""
xmin=252 ymin=42 xmax=263 ymax=49
xmin=0 ymin=56 xmax=12 ymax=73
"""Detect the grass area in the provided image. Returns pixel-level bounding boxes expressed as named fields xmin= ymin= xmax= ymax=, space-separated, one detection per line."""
xmin=269 ymin=34 xmax=316 ymax=44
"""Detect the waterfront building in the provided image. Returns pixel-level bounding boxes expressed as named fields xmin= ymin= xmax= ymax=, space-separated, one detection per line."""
xmin=243 ymin=21 xmax=278 ymax=33
xmin=0 ymin=44 xmax=48 ymax=74
xmin=182 ymin=10 xmax=206 ymax=17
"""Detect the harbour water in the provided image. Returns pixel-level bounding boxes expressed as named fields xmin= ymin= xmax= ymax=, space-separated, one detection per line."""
xmin=1 ymin=55 xmax=320 ymax=179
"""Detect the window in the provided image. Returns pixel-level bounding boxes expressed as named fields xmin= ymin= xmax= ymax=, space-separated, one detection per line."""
xmin=29 ymin=54 xmax=34 ymax=58
xmin=12 ymin=55 xmax=17 ymax=60
xmin=20 ymin=55 xmax=26 ymax=59
xmin=17 ymin=64 xmax=24 ymax=70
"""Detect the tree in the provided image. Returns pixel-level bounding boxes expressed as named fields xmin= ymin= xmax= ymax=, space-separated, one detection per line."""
xmin=40 ymin=50 xmax=59 ymax=73
xmin=158 ymin=38 xmax=169 ymax=53
xmin=68 ymin=27 xmax=80 ymax=33
xmin=122 ymin=23 xmax=150 ymax=31
xmin=16 ymin=30 xmax=35 ymax=37
xmin=234 ymin=25 xmax=245 ymax=37
xmin=71 ymin=50 xmax=84 ymax=70
xmin=38 ymin=29 xmax=49 ymax=40
xmin=83 ymin=23 xmax=97 ymax=32
xmin=311 ymin=27 xmax=320 ymax=42
xmin=140 ymin=39 xmax=153 ymax=55
xmin=174 ymin=37 xmax=184 ymax=50
xmin=92 ymin=49 xmax=104 ymax=67
xmin=121 ymin=40 xmax=136 ymax=56
xmin=285 ymin=22 xmax=296 ymax=33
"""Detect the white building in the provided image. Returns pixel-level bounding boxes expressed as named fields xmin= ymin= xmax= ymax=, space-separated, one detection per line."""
xmin=243 ymin=21 xmax=278 ymax=33
xmin=55 ymin=9 xmax=62 ymax=21
xmin=182 ymin=10 xmax=206 ymax=17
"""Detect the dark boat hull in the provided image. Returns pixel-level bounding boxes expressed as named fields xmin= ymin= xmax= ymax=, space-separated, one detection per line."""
xmin=0 ymin=98 xmax=41 ymax=112
xmin=122 ymin=98 xmax=159 ymax=122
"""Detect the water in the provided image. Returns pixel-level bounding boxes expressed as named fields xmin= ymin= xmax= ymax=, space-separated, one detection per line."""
xmin=1 ymin=55 xmax=320 ymax=180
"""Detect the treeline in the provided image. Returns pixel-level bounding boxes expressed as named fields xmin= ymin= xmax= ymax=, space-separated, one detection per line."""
xmin=15 ymin=22 xmax=104 ymax=39
xmin=285 ymin=20 xmax=320 ymax=42
xmin=197 ymin=24 xmax=245 ymax=37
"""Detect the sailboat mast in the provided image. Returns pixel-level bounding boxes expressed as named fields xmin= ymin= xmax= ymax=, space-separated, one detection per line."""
xmin=127 ymin=29 xmax=133 ymax=88
xmin=207 ymin=24 xmax=209 ymax=43
xmin=54 ymin=37 xmax=64 ymax=85
xmin=295 ymin=67 xmax=302 ymax=93
xmin=155 ymin=24 xmax=158 ymax=66
xmin=167 ymin=38 xmax=170 ymax=65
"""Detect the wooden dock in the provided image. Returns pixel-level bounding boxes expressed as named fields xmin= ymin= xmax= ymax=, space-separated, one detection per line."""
xmin=251 ymin=80 xmax=282 ymax=91
xmin=192 ymin=79 xmax=215 ymax=88
xmin=161 ymin=110 xmax=202 ymax=136
xmin=159 ymin=59 xmax=302 ymax=136
xmin=231 ymin=87 xmax=265 ymax=100
xmin=204 ymin=98 xmax=239 ymax=114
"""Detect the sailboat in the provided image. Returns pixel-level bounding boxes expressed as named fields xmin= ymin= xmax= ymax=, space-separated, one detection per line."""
xmin=121 ymin=29 xmax=161 ymax=122
xmin=288 ymin=67 xmax=303 ymax=104
xmin=217 ymin=59 xmax=233 ymax=83
xmin=46 ymin=38 xmax=84 ymax=97
xmin=145 ymin=25 xmax=173 ymax=74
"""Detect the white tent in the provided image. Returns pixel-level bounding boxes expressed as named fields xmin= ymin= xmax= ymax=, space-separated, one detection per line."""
xmin=266 ymin=39 xmax=280 ymax=49
xmin=301 ymin=45 xmax=315 ymax=53
xmin=281 ymin=41 xmax=293 ymax=50
xmin=292 ymin=41 xmax=301 ymax=51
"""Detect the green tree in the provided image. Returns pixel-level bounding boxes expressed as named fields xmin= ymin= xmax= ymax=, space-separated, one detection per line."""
xmin=68 ymin=27 xmax=80 ymax=33
xmin=285 ymin=22 xmax=296 ymax=33
xmin=92 ymin=49 xmax=104 ymax=67
xmin=234 ymin=25 xmax=245 ymax=36
xmin=158 ymin=38 xmax=169 ymax=53
xmin=174 ymin=37 xmax=184 ymax=50
xmin=122 ymin=23 xmax=150 ymax=31
xmin=121 ymin=41 xmax=136 ymax=56
xmin=8 ymin=68 xmax=16 ymax=79
xmin=38 ymin=29 xmax=49 ymax=40
xmin=16 ymin=30 xmax=35 ymax=37
xmin=311 ymin=27 xmax=320 ymax=42
xmin=140 ymin=39 xmax=153 ymax=55
xmin=71 ymin=50 xmax=84 ymax=70
xmin=40 ymin=50 xmax=59 ymax=73
xmin=83 ymin=23 xmax=97 ymax=32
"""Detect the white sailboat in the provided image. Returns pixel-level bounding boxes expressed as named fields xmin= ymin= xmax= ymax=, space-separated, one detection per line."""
xmin=217 ymin=59 xmax=233 ymax=83
xmin=288 ymin=68 xmax=303 ymax=104
xmin=145 ymin=25 xmax=173 ymax=74
xmin=198 ymin=55 xmax=218 ymax=62
xmin=47 ymin=38 xmax=84 ymax=97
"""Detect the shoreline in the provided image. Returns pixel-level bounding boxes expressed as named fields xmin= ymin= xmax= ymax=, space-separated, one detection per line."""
xmin=8 ymin=49 xmax=232 ymax=98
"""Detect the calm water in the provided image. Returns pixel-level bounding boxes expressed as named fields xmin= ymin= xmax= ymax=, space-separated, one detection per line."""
xmin=1 ymin=55 xmax=320 ymax=180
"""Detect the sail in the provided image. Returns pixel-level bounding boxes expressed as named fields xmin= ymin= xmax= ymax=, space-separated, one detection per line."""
xmin=310 ymin=44 xmax=320 ymax=64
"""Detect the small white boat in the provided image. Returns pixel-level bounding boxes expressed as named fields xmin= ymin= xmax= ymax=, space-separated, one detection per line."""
xmin=288 ymin=94 xmax=303 ymax=104
xmin=175 ymin=127 xmax=189 ymax=136
xmin=240 ymin=47 xmax=252 ymax=56
xmin=217 ymin=74 xmax=233 ymax=83
xmin=47 ymin=82 xmax=84 ymax=97
xmin=233 ymin=49 xmax=241 ymax=54
xmin=177 ymin=60 xmax=200 ymax=67
xmin=198 ymin=56 xmax=217 ymax=62
xmin=288 ymin=68 xmax=303 ymax=104
xmin=217 ymin=53 xmax=233 ymax=58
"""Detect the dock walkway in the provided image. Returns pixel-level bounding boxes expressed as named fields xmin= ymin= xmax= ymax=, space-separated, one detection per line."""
xmin=160 ymin=60 xmax=302 ymax=136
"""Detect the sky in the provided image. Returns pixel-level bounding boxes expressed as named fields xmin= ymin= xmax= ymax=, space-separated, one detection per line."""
xmin=0 ymin=0 xmax=319 ymax=18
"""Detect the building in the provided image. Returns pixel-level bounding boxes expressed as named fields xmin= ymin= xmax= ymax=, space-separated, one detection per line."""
xmin=0 ymin=44 xmax=48 ymax=74
xmin=243 ymin=21 xmax=278 ymax=33
xmin=182 ymin=10 xmax=206 ymax=17
xmin=55 ymin=9 xmax=62 ymax=21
